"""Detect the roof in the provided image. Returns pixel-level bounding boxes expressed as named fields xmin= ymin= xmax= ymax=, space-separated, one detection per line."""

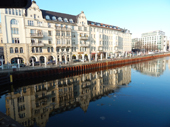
xmin=41 ymin=9 xmax=129 ymax=32
xmin=41 ymin=9 xmax=78 ymax=23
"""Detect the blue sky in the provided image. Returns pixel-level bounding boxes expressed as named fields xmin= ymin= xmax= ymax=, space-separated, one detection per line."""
xmin=1 ymin=0 xmax=170 ymax=38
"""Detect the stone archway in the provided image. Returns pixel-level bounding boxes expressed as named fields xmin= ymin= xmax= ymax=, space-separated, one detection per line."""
xmin=40 ymin=56 xmax=45 ymax=63
xmin=29 ymin=56 xmax=37 ymax=63
xmin=72 ymin=54 xmax=76 ymax=59
xmin=11 ymin=57 xmax=24 ymax=64
xmin=79 ymin=54 xmax=82 ymax=59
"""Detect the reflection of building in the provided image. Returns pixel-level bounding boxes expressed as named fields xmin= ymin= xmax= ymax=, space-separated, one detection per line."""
xmin=5 ymin=66 xmax=131 ymax=127
xmin=0 ymin=1 xmax=131 ymax=64
xmin=132 ymin=58 xmax=166 ymax=77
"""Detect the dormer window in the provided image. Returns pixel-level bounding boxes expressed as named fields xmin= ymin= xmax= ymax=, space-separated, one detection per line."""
xmin=52 ymin=16 xmax=56 ymax=20
xmin=46 ymin=15 xmax=50 ymax=20
xmin=64 ymin=18 xmax=68 ymax=22
xmin=91 ymin=22 xmax=94 ymax=25
xmin=110 ymin=26 xmax=112 ymax=28
xmin=58 ymin=17 xmax=62 ymax=22
xmin=69 ymin=19 xmax=73 ymax=23
xmin=113 ymin=26 xmax=116 ymax=29
xmin=97 ymin=24 xmax=100 ymax=26
xmin=103 ymin=25 xmax=105 ymax=27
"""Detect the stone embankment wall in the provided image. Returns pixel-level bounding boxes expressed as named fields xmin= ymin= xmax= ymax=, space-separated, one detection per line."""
xmin=10 ymin=53 xmax=170 ymax=83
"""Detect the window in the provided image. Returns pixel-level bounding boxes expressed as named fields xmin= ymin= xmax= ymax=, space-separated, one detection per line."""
xmin=12 ymin=9 xmax=15 ymax=15
xmin=72 ymin=26 xmax=74 ymax=30
xmin=28 ymin=20 xmax=34 ymax=26
xmin=56 ymin=48 xmax=59 ymax=52
xmin=36 ymin=47 xmax=38 ymax=52
xmin=91 ymin=22 xmax=94 ymax=25
xmin=32 ymin=47 xmax=35 ymax=53
xmin=37 ymin=21 xmax=42 ymax=26
xmin=69 ymin=19 xmax=73 ymax=23
xmin=15 ymin=47 xmax=18 ymax=53
xmin=61 ymin=32 xmax=65 ymax=36
xmin=11 ymin=19 xmax=18 ymax=25
xmin=40 ymin=47 xmax=42 ymax=52
xmin=34 ymin=14 xmax=36 ymax=19
xmin=46 ymin=15 xmax=50 ymax=20
xmin=56 ymin=31 xmax=60 ymax=36
xmin=58 ymin=17 xmax=62 ymax=21
xmin=5 ymin=8 xmax=8 ymax=14
xmin=48 ymin=39 xmax=52 ymax=44
xmin=51 ymin=47 xmax=53 ymax=52
xmin=97 ymin=24 xmax=100 ymax=26
xmin=20 ymin=47 xmax=23 ymax=53
xmin=10 ymin=47 xmax=13 ymax=53
xmin=47 ymin=47 xmax=50 ymax=52
xmin=48 ymin=23 xmax=51 ymax=28
xmin=103 ymin=25 xmax=105 ymax=27
xmin=64 ymin=18 xmax=68 ymax=22
xmin=52 ymin=16 xmax=56 ymax=20
xmin=48 ymin=31 xmax=52 ymax=36
xmin=84 ymin=27 xmax=87 ymax=31
xmin=12 ymin=38 xmax=20 ymax=43
xmin=16 ymin=10 xmax=18 ymax=15
xmin=11 ymin=28 xmax=19 ymax=34
xmin=66 ymin=32 xmax=70 ymax=37
xmin=19 ymin=10 xmax=21 ymax=16
xmin=9 ymin=9 xmax=11 ymax=14
xmin=57 ymin=39 xmax=60 ymax=44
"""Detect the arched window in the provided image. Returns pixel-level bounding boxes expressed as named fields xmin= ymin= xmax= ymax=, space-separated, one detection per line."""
xmin=103 ymin=25 xmax=105 ymax=27
xmin=97 ymin=24 xmax=100 ymax=26
xmin=32 ymin=47 xmax=35 ymax=53
xmin=64 ymin=18 xmax=68 ymax=22
xmin=51 ymin=47 xmax=53 ymax=52
xmin=52 ymin=16 xmax=56 ymax=20
xmin=91 ymin=22 xmax=94 ymax=25
xmin=15 ymin=47 xmax=18 ymax=53
xmin=69 ymin=19 xmax=73 ymax=23
xmin=20 ymin=47 xmax=23 ymax=53
xmin=39 ymin=47 xmax=42 ymax=52
xmin=10 ymin=47 xmax=13 ymax=53
xmin=16 ymin=10 xmax=18 ymax=15
xmin=58 ymin=17 xmax=62 ymax=22
xmin=47 ymin=47 xmax=50 ymax=52
xmin=11 ymin=19 xmax=18 ymax=25
xmin=46 ymin=15 xmax=50 ymax=20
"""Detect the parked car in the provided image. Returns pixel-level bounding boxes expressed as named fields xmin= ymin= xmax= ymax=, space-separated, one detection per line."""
xmin=12 ymin=63 xmax=26 ymax=67
xmin=30 ymin=61 xmax=40 ymax=66
xmin=47 ymin=60 xmax=56 ymax=65
xmin=73 ymin=60 xmax=81 ymax=63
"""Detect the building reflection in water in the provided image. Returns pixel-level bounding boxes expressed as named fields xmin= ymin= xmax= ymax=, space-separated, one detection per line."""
xmin=132 ymin=58 xmax=166 ymax=77
xmin=5 ymin=66 xmax=131 ymax=127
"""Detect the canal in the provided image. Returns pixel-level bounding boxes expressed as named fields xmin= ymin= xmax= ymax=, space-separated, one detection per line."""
xmin=0 ymin=57 xmax=170 ymax=127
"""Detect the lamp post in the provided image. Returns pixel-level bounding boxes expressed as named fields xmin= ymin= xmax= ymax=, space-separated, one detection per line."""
xmin=17 ymin=55 xmax=20 ymax=69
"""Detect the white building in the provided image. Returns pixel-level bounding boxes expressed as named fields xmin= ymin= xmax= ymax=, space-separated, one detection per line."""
xmin=133 ymin=30 xmax=167 ymax=51
xmin=0 ymin=1 xmax=132 ymax=65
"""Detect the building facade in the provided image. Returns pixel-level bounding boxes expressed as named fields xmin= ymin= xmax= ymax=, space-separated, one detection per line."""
xmin=132 ymin=30 xmax=167 ymax=51
xmin=0 ymin=1 xmax=131 ymax=65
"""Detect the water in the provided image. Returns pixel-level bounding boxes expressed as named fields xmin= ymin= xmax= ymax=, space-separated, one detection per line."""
xmin=0 ymin=57 xmax=170 ymax=127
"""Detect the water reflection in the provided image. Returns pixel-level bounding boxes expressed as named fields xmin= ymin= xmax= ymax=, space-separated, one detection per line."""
xmin=132 ymin=58 xmax=166 ymax=77
xmin=5 ymin=66 xmax=131 ymax=127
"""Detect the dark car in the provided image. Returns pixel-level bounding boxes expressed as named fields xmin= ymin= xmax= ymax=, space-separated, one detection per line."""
xmin=30 ymin=61 xmax=40 ymax=66
xmin=73 ymin=60 xmax=81 ymax=63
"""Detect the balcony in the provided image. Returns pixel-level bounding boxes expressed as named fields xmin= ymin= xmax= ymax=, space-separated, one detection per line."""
xmin=56 ymin=43 xmax=71 ymax=47
xmin=30 ymin=33 xmax=43 ymax=38
xmin=80 ymin=42 xmax=89 ymax=47
xmin=31 ymin=42 xmax=45 ymax=47
xmin=80 ymin=35 xmax=89 ymax=40
xmin=56 ymin=27 xmax=61 ymax=31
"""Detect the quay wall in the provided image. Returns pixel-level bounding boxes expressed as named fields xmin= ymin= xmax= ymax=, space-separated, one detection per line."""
xmin=6 ymin=53 xmax=170 ymax=83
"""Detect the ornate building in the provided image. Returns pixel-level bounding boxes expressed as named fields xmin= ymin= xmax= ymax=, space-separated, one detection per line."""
xmin=0 ymin=1 xmax=131 ymax=65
